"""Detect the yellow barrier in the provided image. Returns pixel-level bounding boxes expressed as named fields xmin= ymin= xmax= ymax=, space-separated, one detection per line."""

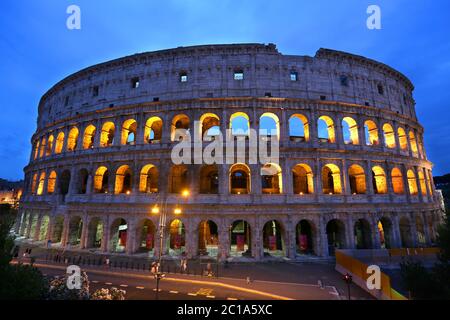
xmin=335 ymin=251 xmax=407 ymax=300
xmin=388 ymin=247 xmax=439 ymax=257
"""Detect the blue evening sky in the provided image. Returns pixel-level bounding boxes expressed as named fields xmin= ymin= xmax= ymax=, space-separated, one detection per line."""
xmin=0 ymin=0 xmax=449 ymax=180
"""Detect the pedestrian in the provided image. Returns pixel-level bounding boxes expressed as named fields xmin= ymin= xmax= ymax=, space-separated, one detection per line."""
xmin=105 ymin=258 xmax=110 ymax=269
xmin=246 ymin=276 xmax=251 ymax=284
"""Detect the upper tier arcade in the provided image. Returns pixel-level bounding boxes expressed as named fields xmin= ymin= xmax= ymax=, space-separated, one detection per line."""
xmin=37 ymin=43 xmax=416 ymax=129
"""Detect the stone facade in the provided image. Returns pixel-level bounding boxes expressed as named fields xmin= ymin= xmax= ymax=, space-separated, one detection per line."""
xmin=16 ymin=43 xmax=443 ymax=260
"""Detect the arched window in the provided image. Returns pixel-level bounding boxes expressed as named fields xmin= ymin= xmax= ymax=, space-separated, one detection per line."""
xmin=94 ymin=166 xmax=109 ymax=193
xmin=100 ymin=122 xmax=115 ymax=147
xmin=121 ymin=119 xmax=137 ymax=145
xmin=39 ymin=137 xmax=46 ymax=158
xmin=418 ymin=170 xmax=427 ymax=196
xmin=348 ymin=164 xmax=366 ymax=194
xmin=55 ymin=132 xmax=64 ymax=154
xmin=139 ymin=164 xmax=159 ymax=193
xmin=33 ymin=141 xmax=40 ymax=160
xmin=199 ymin=113 xmax=220 ymax=141
xmin=47 ymin=171 xmax=57 ymax=194
xmin=46 ymin=135 xmax=54 ymax=156
xmin=230 ymin=112 xmax=250 ymax=137
xmin=144 ymin=117 xmax=163 ymax=143
xmin=382 ymin=124 xmax=396 ymax=149
xmin=259 ymin=113 xmax=280 ymax=139
xmin=59 ymin=170 xmax=71 ymax=195
xmin=407 ymin=169 xmax=418 ymax=195
xmin=289 ymin=114 xmax=309 ymax=142
xmin=82 ymin=124 xmax=96 ymax=149
xmin=229 ymin=163 xmax=250 ymax=194
xmin=322 ymin=164 xmax=341 ymax=194
xmin=171 ymin=114 xmax=190 ymax=142
xmin=426 ymin=170 xmax=433 ymax=195
xmin=317 ymin=116 xmax=335 ymax=143
xmin=31 ymin=173 xmax=38 ymax=194
xmin=67 ymin=127 xmax=79 ymax=151
xmin=409 ymin=130 xmax=418 ymax=154
xmin=77 ymin=169 xmax=89 ymax=194
xmin=364 ymin=120 xmax=379 ymax=146
xmin=169 ymin=165 xmax=188 ymax=194
xmin=391 ymin=167 xmax=404 ymax=194
xmin=372 ymin=166 xmax=387 ymax=194
xmin=115 ymin=165 xmax=132 ymax=194
xmin=342 ymin=117 xmax=359 ymax=145
xmin=292 ymin=164 xmax=314 ymax=194
xmin=398 ymin=127 xmax=408 ymax=151
xmin=36 ymin=172 xmax=46 ymax=195
xmin=261 ymin=163 xmax=282 ymax=194
xmin=199 ymin=165 xmax=219 ymax=194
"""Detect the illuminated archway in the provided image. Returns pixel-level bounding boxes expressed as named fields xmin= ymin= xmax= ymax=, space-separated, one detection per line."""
xmin=168 ymin=219 xmax=185 ymax=256
xmin=47 ymin=171 xmax=57 ymax=194
xmin=67 ymin=127 xmax=79 ymax=151
xmin=364 ymin=120 xmax=379 ymax=146
xmin=348 ymin=164 xmax=366 ymax=194
xmin=198 ymin=220 xmax=219 ymax=257
xmin=230 ymin=112 xmax=250 ymax=136
xmin=82 ymin=124 xmax=96 ymax=149
xmin=292 ymin=164 xmax=314 ymax=194
xmin=229 ymin=163 xmax=251 ymax=194
xmin=171 ymin=114 xmax=190 ymax=141
xmin=322 ymin=164 xmax=342 ymax=194
xmin=139 ymin=164 xmax=158 ymax=193
xmin=68 ymin=216 xmax=83 ymax=246
xmin=382 ymin=123 xmax=396 ymax=149
xmin=342 ymin=117 xmax=359 ymax=145
xmin=110 ymin=218 xmax=127 ymax=253
xmin=121 ymin=119 xmax=137 ymax=145
xmin=407 ymin=169 xmax=418 ymax=195
xmin=418 ymin=170 xmax=427 ymax=196
xmin=199 ymin=113 xmax=220 ymax=140
xmin=378 ymin=217 xmax=393 ymax=249
xmin=144 ymin=116 xmax=163 ymax=143
xmin=36 ymin=172 xmax=46 ymax=195
xmin=372 ymin=166 xmax=387 ymax=194
xmin=100 ymin=122 xmax=115 ymax=147
xmin=94 ymin=166 xmax=109 ymax=193
xmin=261 ymin=163 xmax=282 ymax=194
xmin=317 ymin=115 xmax=335 ymax=143
xmin=262 ymin=220 xmax=285 ymax=257
xmin=137 ymin=219 xmax=156 ymax=253
xmin=409 ymin=130 xmax=418 ymax=153
xmin=398 ymin=127 xmax=408 ymax=151
xmin=55 ymin=132 xmax=64 ymax=154
xmin=169 ymin=165 xmax=188 ymax=194
xmin=259 ymin=113 xmax=280 ymax=139
xmin=391 ymin=167 xmax=404 ymax=194
xmin=289 ymin=114 xmax=309 ymax=142
xmin=87 ymin=217 xmax=103 ymax=249
xmin=114 ymin=165 xmax=132 ymax=194
xmin=230 ymin=220 xmax=252 ymax=257
xmin=46 ymin=135 xmax=54 ymax=156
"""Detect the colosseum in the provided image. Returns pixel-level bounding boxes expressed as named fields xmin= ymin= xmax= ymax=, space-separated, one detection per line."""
xmin=15 ymin=43 xmax=443 ymax=261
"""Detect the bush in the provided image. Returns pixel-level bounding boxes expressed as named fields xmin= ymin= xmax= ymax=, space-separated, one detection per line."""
xmin=0 ymin=264 xmax=48 ymax=300
xmin=91 ymin=287 xmax=126 ymax=300
xmin=46 ymin=271 xmax=90 ymax=300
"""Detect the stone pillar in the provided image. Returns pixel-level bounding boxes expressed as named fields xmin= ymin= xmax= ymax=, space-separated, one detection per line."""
xmin=341 ymin=160 xmax=350 ymax=195
xmin=101 ymin=216 xmax=110 ymax=252
xmin=136 ymin=112 xmax=145 ymax=145
xmin=314 ymin=159 xmax=323 ymax=198
xmin=68 ymin=167 xmax=77 ymax=196
xmin=283 ymin=158 xmax=293 ymax=195
xmin=391 ymin=214 xmax=402 ymax=248
xmin=126 ymin=218 xmax=136 ymax=255
xmin=80 ymin=215 xmax=89 ymax=249
xmin=33 ymin=214 xmax=42 ymax=241
xmin=400 ymin=164 xmax=411 ymax=203
xmin=371 ymin=215 xmax=381 ymax=249
xmin=286 ymin=216 xmax=296 ymax=259
xmin=318 ymin=215 xmax=329 ymax=257
xmin=335 ymin=117 xmax=344 ymax=148
xmin=414 ymin=166 xmax=424 ymax=203
xmin=113 ymin=116 xmax=122 ymax=146
xmin=280 ymin=108 xmax=289 ymax=146
xmin=219 ymin=164 xmax=229 ymax=200
xmin=344 ymin=214 xmax=355 ymax=249
xmin=25 ymin=213 xmax=33 ymax=239
xmin=252 ymin=218 xmax=262 ymax=260
xmin=85 ymin=171 xmax=93 ymax=195
xmin=421 ymin=212 xmax=432 ymax=246
xmin=250 ymin=164 xmax=262 ymax=195
xmin=365 ymin=160 xmax=374 ymax=197
xmin=107 ymin=163 xmax=116 ymax=194
xmin=310 ymin=109 xmax=319 ymax=148
xmin=218 ymin=220 xmax=230 ymax=261
xmin=393 ymin=121 xmax=401 ymax=154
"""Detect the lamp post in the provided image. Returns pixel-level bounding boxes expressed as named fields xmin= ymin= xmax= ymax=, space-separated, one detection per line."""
xmin=343 ymin=273 xmax=352 ymax=300
xmin=152 ymin=189 xmax=189 ymax=300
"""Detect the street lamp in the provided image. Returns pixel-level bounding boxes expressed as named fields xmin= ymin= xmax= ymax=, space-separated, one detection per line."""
xmin=343 ymin=273 xmax=352 ymax=300
xmin=151 ymin=189 xmax=189 ymax=299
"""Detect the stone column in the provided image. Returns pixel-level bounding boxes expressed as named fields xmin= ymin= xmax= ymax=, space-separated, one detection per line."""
xmin=136 ymin=111 xmax=145 ymax=145
xmin=371 ymin=215 xmax=381 ymax=249
xmin=335 ymin=116 xmax=344 ymax=148
xmin=25 ymin=213 xmax=33 ymax=239
xmin=341 ymin=160 xmax=351 ymax=195
xmin=218 ymin=219 xmax=230 ymax=261
xmin=283 ymin=158 xmax=293 ymax=195
xmin=309 ymin=109 xmax=319 ymax=148
xmin=126 ymin=218 xmax=136 ymax=255
xmin=33 ymin=214 xmax=42 ymax=241
xmin=318 ymin=215 xmax=329 ymax=257
xmin=400 ymin=164 xmax=411 ymax=203
xmin=391 ymin=214 xmax=402 ymax=248
xmin=113 ymin=116 xmax=122 ymax=146
xmin=421 ymin=212 xmax=432 ymax=246
xmin=414 ymin=166 xmax=424 ymax=203
xmin=101 ymin=216 xmax=110 ymax=252
xmin=344 ymin=214 xmax=355 ymax=249
xmin=93 ymin=119 xmax=102 ymax=148
xmin=314 ymin=159 xmax=323 ymax=199
xmin=286 ymin=216 xmax=296 ymax=259
xmin=250 ymin=164 xmax=262 ymax=195
xmin=80 ymin=215 xmax=89 ymax=249
xmin=252 ymin=218 xmax=262 ymax=260
xmin=365 ymin=160 xmax=374 ymax=197
xmin=68 ymin=167 xmax=77 ymax=196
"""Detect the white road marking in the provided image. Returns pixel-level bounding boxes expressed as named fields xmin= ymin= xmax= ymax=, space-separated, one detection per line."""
xmin=206 ymin=295 xmax=215 ymax=299
xmin=120 ymin=284 xmax=128 ymax=288
xmin=105 ymin=282 xmax=113 ymax=285
xmin=187 ymin=293 xmax=197 ymax=296
xmin=169 ymin=290 xmax=179 ymax=294
xmin=92 ymin=280 xmax=99 ymax=284
xmin=136 ymin=286 xmax=145 ymax=290
xmin=227 ymin=297 xmax=238 ymax=300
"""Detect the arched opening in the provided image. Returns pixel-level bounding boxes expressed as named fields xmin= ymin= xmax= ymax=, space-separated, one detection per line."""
xmin=199 ymin=165 xmax=219 ymax=194
xmin=261 ymin=163 xmax=282 ymax=194
xmin=68 ymin=216 xmax=83 ymax=246
xmin=426 ymin=170 xmax=434 ymax=195
xmin=415 ymin=216 xmax=426 ymax=246
xmin=31 ymin=173 xmax=38 ymax=194
xmin=47 ymin=171 xmax=57 ymax=194
xmin=409 ymin=131 xmax=418 ymax=153
xmin=94 ymin=166 xmax=109 ymax=193
xmin=418 ymin=170 xmax=427 ymax=196
xmin=372 ymin=166 xmax=387 ymax=194
xmin=230 ymin=112 xmax=250 ymax=137
xmin=82 ymin=124 xmax=96 ymax=149
xmin=51 ymin=216 xmax=64 ymax=244
xmin=77 ymin=168 xmax=89 ymax=194
xmin=87 ymin=218 xmax=103 ymax=249
xmin=33 ymin=141 xmax=40 ymax=159
xmin=169 ymin=165 xmax=188 ymax=194
xmin=29 ymin=214 xmax=38 ymax=239
xmin=39 ymin=137 xmax=46 ymax=158
xmin=289 ymin=114 xmax=309 ymax=142
xmin=36 ymin=172 xmax=46 ymax=195
xmin=326 ymin=219 xmax=346 ymax=256
xmin=229 ymin=163 xmax=250 ymax=194
xmin=263 ymin=220 xmax=284 ymax=257
xmin=354 ymin=219 xmax=372 ymax=249
xmin=391 ymin=167 xmax=405 ymax=194
xmin=259 ymin=113 xmax=280 ymax=139
xmin=382 ymin=123 xmax=396 ymax=149
xmin=198 ymin=220 xmax=219 ymax=257
xmin=292 ymin=164 xmax=314 ymax=194
xmin=169 ymin=219 xmax=185 ymax=256
xmin=55 ymin=132 xmax=65 ymax=154
xmin=67 ymin=127 xmax=79 ymax=151
xmin=200 ymin=113 xmax=220 ymax=141
xmin=137 ymin=219 xmax=156 ymax=254
xmin=144 ymin=116 xmax=163 ymax=144
xmin=139 ymin=164 xmax=159 ymax=193
xmin=364 ymin=120 xmax=379 ymax=146
xmin=378 ymin=217 xmax=393 ymax=249
xmin=100 ymin=122 xmax=115 ymax=147
xmin=322 ymin=164 xmax=342 ymax=194
xmin=110 ymin=218 xmax=127 ymax=253
xmin=296 ymin=220 xmax=314 ymax=255
xmin=230 ymin=220 xmax=252 ymax=257
xmin=114 ymin=165 xmax=132 ymax=194
xmin=398 ymin=127 xmax=408 ymax=151
xmin=342 ymin=117 xmax=359 ymax=145
xmin=121 ymin=119 xmax=137 ymax=145
xmin=317 ymin=116 xmax=335 ymax=143
xmin=46 ymin=135 xmax=54 ymax=156
xmin=171 ymin=114 xmax=190 ymax=142
xmin=38 ymin=215 xmax=50 ymax=241
xmin=348 ymin=164 xmax=366 ymax=194
xmin=399 ymin=217 xmax=413 ymax=248
xmin=407 ymin=169 xmax=419 ymax=195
